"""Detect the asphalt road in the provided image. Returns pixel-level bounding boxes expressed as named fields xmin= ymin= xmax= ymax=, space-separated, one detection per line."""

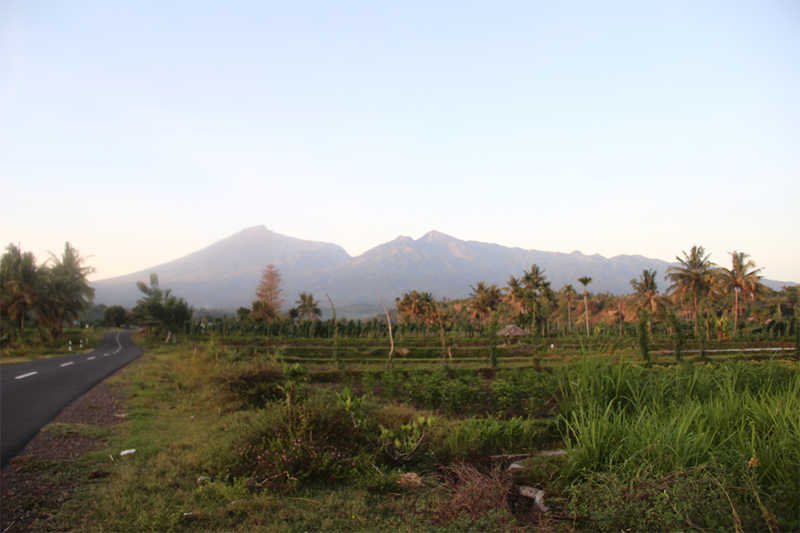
xmin=0 ymin=330 xmax=142 ymax=469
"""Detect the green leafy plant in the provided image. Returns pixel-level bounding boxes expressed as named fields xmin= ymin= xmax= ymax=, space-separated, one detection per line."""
xmin=380 ymin=368 xmax=405 ymax=401
xmin=277 ymin=362 xmax=307 ymax=411
xmin=377 ymin=415 xmax=435 ymax=463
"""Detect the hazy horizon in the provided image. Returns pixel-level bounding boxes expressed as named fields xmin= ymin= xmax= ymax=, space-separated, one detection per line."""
xmin=2 ymin=1 xmax=798 ymax=282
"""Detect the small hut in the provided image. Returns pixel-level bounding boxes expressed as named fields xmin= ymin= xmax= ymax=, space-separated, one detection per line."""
xmin=495 ymin=325 xmax=529 ymax=339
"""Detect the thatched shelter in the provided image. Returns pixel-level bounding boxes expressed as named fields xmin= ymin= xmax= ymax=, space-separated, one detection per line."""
xmin=495 ymin=325 xmax=529 ymax=338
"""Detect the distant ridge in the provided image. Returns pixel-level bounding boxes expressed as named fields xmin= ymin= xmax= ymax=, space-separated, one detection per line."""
xmin=302 ymin=230 xmax=676 ymax=306
xmin=92 ymin=226 xmax=350 ymax=308
xmin=91 ymin=227 xmax=796 ymax=319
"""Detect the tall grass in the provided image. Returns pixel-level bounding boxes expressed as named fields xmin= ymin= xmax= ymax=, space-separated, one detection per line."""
xmin=559 ymin=357 xmax=800 ymax=495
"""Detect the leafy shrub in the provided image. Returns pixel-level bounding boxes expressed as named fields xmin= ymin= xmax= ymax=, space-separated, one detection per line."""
xmin=490 ymin=368 xmax=557 ymax=417
xmin=213 ymin=361 xmax=283 ymax=409
xmin=442 ymin=371 xmax=484 ymax=416
xmin=222 ymin=396 xmax=370 ymax=486
xmin=402 ymin=368 xmax=486 ymax=415
xmin=376 ymin=415 xmax=436 ymax=464
xmin=359 ymin=370 xmax=380 ymax=397
xmin=406 ymin=368 xmax=449 ymax=408
xmin=370 ymin=404 xmax=427 ymax=431
xmin=380 ymin=368 xmax=406 ymax=401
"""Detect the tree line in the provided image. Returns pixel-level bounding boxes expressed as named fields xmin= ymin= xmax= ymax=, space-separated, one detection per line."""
xmin=1 ymin=243 xmax=95 ymax=344
xmin=6 ymin=244 xmax=788 ymax=347
xmin=223 ymin=249 xmax=795 ymax=341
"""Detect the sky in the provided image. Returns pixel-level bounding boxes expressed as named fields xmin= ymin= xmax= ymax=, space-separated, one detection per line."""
xmin=1 ymin=0 xmax=798 ymax=284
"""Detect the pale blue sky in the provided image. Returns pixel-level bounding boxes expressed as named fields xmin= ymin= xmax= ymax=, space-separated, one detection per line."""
xmin=1 ymin=0 xmax=798 ymax=284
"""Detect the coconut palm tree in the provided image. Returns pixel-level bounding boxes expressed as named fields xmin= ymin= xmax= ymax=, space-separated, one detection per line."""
xmin=396 ymin=290 xmax=435 ymax=323
xmin=561 ymin=284 xmax=577 ymax=333
xmin=406 ymin=290 xmax=424 ymax=322
xmin=666 ymin=246 xmax=715 ymax=335
xmin=504 ymin=275 xmax=525 ymax=315
xmin=468 ymin=281 xmax=501 ymax=323
xmin=519 ymin=264 xmax=549 ymax=329
xmin=522 ymin=264 xmax=547 ymax=293
xmin=1 ymin=244 xmax=47 ymax=340
xmin=577 ymin=276 xmax=593 ymax=336
xmin=540 ymin=281 xmax=557 ymax=335
xmin=295 ymin=292 xmax=321 ymax=321
xmin=419 ymin=292 xmax=437 ymax=325
xmin=630 ymin=269 xmax=662 ymax=336
xmin=43 ymin=242 xmax=95 ymax=339
xmin=715 ymin=251 xmax=764 ymax=338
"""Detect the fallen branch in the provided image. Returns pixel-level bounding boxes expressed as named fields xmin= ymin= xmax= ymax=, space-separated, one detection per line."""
xmin=489 ymin=453 xmax=533 ymax=460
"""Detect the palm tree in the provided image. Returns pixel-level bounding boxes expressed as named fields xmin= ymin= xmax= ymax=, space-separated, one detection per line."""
xmin=468 ymin=281 xmax=501 ymax=323
xmin=1 ymin=244 xmax=47 ymax=340
xmin=406 ymin=290 xmax=424 ymax=322
xmin=630 ymin=269 xmax=662 ymax=336
xmin=504 ymin=275 xmax=525 ymax=314
xmin=520 ymin=264 xmax=549 ymax=331
xmin=43 ymin=242 xmax=95 ymax=339
xmin=715 ymin=251 xmax=764 ymax=338
xmin=540 ymin=281 xmax=557 ymax=335
xmin=396 ymin=290 xmax=435 ymax=323
xmin=666 ymin=246 xmax=715 ymax=335
xmin=131 ymin=273 xmax=167 ymax=336
xmin=522 ymin=264 xmax=547 ymax=294
xmin=419 ymin=292 xmax=437 ymax=325
xmin=295 ymin=292 xmax=321 ymax=321
xmin=561 ymin=284 xmax=577 ymax=333
xmin=577 ymin=276 xmax=593 ymax=336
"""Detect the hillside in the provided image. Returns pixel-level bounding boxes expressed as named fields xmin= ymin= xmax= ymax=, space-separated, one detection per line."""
xmin=91 ymin=226 xmax=351 ymax=309
xmin=303 ymin=231 xmax=676 ymax=304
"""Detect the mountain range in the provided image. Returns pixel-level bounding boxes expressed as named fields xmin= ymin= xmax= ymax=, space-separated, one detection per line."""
xmin=91 ymin=226 xmax=795 ymax=319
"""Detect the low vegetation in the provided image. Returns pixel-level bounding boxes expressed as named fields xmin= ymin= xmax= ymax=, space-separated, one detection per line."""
xmin=27 ymin=331 xmax=799 ymax=532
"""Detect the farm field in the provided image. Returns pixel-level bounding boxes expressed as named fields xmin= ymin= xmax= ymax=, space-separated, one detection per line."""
xmin=6 ymin=333 xmax=799 ymax=532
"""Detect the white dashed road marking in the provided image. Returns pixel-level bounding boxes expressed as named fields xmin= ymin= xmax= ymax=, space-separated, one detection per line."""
xmin=7 ymin=333 xmax=131 ymax=384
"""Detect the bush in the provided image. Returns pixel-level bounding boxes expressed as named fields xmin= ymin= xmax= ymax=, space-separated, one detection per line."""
xmin=370 ymin=403 xmax=426 ymax=431
xmin=380 ymin=368 xmax=406 ymax=401
xmin=221 ymin=396 xmax=370 ymax=486
xmin=490 ymin=368 xmax=557 ymax=417
xmin=406 ymin=368 xmax=449 ymax=408
xmin=442 ymin=370 xmax=484 ymax=416
xmin=359 ymin=370 xmax=380 ymax=397
xmin=404 ymin=368 xmax=486 ymax=415
xmin=213 ymin=361 xmax=283 ymax=409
